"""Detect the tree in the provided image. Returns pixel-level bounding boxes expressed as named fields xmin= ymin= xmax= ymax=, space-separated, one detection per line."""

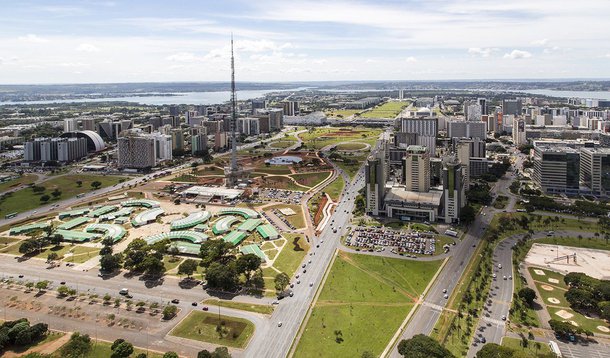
xmin=236 ymin=254 xmax=262 ymax=284
xmin=476 ymin=343 xmax=514 ymax=358
xmin=100 ymin=253 xmax=122 ymax=273
xmin=206 ymin=262 xmax=239 ymax=291
xmin=60 ymin=332 xmax=92 ymax=358
xmin=111 ymin=341 xmax=134 ymax=358
xmin=111 ymin=339 xmax=125 ymax=351
xmin=49 ymin=234 xmax=62 ymax=246
xmin=51 ymin=189 xmax=62 ymax=198
xmin=35 ymin=280 xmax=49 ymax=292
xmin=274 ymin=272 xmax=290 ymax=293
xmin=361 ymin=351 xmax=375 ymax=358
xmin=518 ymin=287 xmax=537 ymax=307
xmin=163 ymin=352 xmax=179 ymax=358
xmin=100 ymin=245 xmax=113 ymax=256
xmin=178 ymin=259 xmax=198 ymax=278
xmin=198 ymin=347 xmax=232 ymax=358
xmin=459 ymin=204 xmax=476 ymax=224
xmin=39 ymin=195 xmax=50 ymax=203
xmin=57 ymin=285 xmax=70 ymax=297
xmin=91 ymin=181 xmax=102 ymax=190
xmin=32 ymin=186 xmax=45 ymax=194
xmin=549 ymin=319 xmax=581 ymax=338
xmin=18 ymin=239 xmax=38 ymax=255
xmin=199 ymin=240 xmax=234 ymax=268
xmin=76 ymin=180 xmax=83 ymax=187
xmin=47 ymin=252 xmax=59 ymax=262
xmin=163 ymin=305 xmax=177 ymax=320
xmin=397 ymin=334 xmax=455 ymax=358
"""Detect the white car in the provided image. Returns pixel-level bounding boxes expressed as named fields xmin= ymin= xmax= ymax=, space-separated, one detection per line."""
xmin=503 ymin=275 xmax=507 ymax=280
xmin=501 ymin=315 xmax=506 ymax=321
xmin=493 ymin=274 xmax=497 ymax=279
xmin=498 ymin=264 xmax=502 ymax=269
xmin=443 ymin=294 xmax=449 ymax=299
xmin=442 ymin=288 xmax=447 ymax=293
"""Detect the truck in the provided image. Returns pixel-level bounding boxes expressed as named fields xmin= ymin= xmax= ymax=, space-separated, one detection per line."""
xmin=548 ymin=341 xmax=562 ymax=357
xmin=444 ymin=230 xmax=458 ymax=237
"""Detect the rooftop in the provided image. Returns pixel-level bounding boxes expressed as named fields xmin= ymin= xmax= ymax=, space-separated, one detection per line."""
xmin=384 ymin=187 xmax=443 ymax=206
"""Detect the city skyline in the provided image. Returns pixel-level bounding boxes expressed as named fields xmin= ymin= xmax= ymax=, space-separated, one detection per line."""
xmin=1 ymin=0 xmax=610 ymax=84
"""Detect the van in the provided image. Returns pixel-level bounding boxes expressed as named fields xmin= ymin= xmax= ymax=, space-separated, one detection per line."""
xmin=119 ymin=288 xmax=129 ymax=295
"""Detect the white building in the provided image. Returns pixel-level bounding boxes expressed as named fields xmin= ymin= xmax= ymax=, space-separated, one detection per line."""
xmin=63 ymin=118 xmax=78 ymax=132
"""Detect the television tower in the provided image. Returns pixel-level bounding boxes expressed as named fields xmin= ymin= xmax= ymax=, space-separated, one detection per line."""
xmin=230 ymin=35 xmax=238 ymax=174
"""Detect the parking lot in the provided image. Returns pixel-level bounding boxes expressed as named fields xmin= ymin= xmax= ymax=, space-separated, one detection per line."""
xmin=258 ymin=188 xmax=303 ymax=205
xmin=347 ymin=227 xmax=438 ymax=256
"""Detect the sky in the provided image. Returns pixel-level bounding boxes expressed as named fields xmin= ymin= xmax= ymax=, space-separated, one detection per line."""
xmin=1 ymin=0 xmax=610 ymax=84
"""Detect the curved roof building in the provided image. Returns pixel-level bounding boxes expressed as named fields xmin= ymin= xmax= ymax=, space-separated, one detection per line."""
xmin=170 ymin=211 xmax=211 ymax=230
xmin=132 ymin=208 xmax=164 ymax=227
xmin=212 ymin=215 xmax=240 ymax=235
xmin=217 ymin=208 xmax=259 ymax=219
xmin=60 ymin=130 xmax=106 ymax=152
xmin=85 ymin=224 xmax=126 ymax=243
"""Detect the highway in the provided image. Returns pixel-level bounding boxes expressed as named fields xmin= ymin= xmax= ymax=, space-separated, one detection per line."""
xmin=388 ymin=169 xmax=517 ymax=357
xmin=246 ymin=129 xmax=390 ymax=358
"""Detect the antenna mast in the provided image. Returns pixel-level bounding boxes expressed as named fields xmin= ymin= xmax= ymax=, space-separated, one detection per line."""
xmin=230 ymin=34 xmax=238 ymax=173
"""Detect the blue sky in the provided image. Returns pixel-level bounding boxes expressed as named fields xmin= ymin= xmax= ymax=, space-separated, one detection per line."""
xmin=1 ymin=0 xmax=609 ymax=84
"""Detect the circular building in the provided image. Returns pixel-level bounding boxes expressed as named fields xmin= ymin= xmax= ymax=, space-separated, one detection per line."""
xmin=60 ymin=130 xmax=106 ymax=152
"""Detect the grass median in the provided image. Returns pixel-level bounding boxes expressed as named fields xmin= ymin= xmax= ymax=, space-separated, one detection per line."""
xmin=169 ymin=311 xmax=255 ymax=348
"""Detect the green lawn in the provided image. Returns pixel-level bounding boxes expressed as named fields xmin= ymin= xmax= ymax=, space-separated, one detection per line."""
xmin=331 ymin=153 xmax=369 ymax=179
xmin=273 ymin=233 xmax=309 ymax=278
xmin=0 ymin=174 xmax=37 ymax=193
xmin=266 ymin=204 xmax=306 ymax=229
xmin=325 ymin=109 xmax=361 ymax=118
xmin=290 ymin=171 xmax=331 ymax=188
xmin=294 ymin=252 xmax=442 ymax=358
xmin=257 ymin=176 xmax=307 ymax=191
xmin=169 ymin=311 xmax=255 ymax=348
xmin=163 ymin=256 xmax=184 ymax=272
xmin=532 ymin=280 xmax=570 ymax=308
xmin=528 ymin=267 xmax=568 ymax=289
xmin=75 ymin=340 xmax=164 ymax=358
xmin=533 ymin=236 xmax=610 ymax=251
xmin=202 ymin=298 xmax=274 ymax=315
xmin=0 ymin=236 xmax=18 ymax=246
xmin=0 ymin=174 xmax=126 ymax=215
xmin=359 ymin=101 xmax=408 ymax=119
xmin=253 ymin=165 xmax=293 ymax=175
xmin=323 ymin=175 xmax=345 ymax=201
xmin=335 ymin=142 xmax=367 ymax=151
xmin=501 ymin=337 xmax=552 ymax=357
xmin=298 ymin=127 xmax=382 ymax=150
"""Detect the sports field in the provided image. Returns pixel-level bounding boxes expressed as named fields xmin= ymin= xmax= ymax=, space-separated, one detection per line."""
xmin=294 ymin=252 xmax=442 ymax=358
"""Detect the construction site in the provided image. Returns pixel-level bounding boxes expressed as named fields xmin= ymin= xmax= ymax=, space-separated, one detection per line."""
xmin=524 ymin=243 xmax=610 ymax=280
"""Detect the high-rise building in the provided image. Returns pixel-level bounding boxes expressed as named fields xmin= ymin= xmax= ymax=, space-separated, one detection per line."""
xmin=399 ymin=117 xmax=438 ymax=156
xmin=580 ymin=147 xmax=610 ymax=197
xmin=533 ymin=145 xmax=580 ymax=195
xmin=503 ymin=99 xmax=523 ymax=116
xmin=268 ymin=109 xmax=284 ymax=130
xmin=117 ymin=135 xmax=156 ymax=169
xmin=24 ymin=137 xmax=87 ymax=162
xmin=282 ymin=101 xmax=299 ymax=116
xmin=81 ymin=118 xmax=95 ymax=131
xmin=169 ymin=105 xmax=179 ymax=116
xmin=57 ymin=138 xmax=88 ymax=162
xmin=477 ymin=98 xmax=487 ymax=116
xmin=464 ymin=103 xmax=482 ymax=122
xmin=237 ymin=118 xmax=260 ymax=136
xmin=365 ymin=146 xmax=387 ymax=216
xmin=402 ymin=145 xmax=430 ymax=192
xmin=63 ymin=118 xmax=78 ymax=132
xmin=192 ymin=133 xmax=208 ymax=155
xmin=214 ymin=132 xmax=229 ymax=150
xmin=251 ymin=99 xmax=267 ymax=114
xmin=161 ymin=116 xmax=181 ymax=128
xmin=98 ymin=119 xmax=133 ymax=140
xmin=442 ymin=155 xmax=465 ymax=223
xmin=151 ymin=133 xmax=172 ymax=162
xmin=170 ymin=129 xmax=184 ymax=152
xmin=447 ymin=120 xmax=486 ymax=139
xmin=512 ymin=117 xmax=527 ymax=146
xmin=455 ymin=141 xmax=471 ymax=187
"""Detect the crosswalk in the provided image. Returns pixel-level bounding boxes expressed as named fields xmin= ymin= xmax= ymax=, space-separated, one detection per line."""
xmin=558 ymin=341 xmax=610 ymax=358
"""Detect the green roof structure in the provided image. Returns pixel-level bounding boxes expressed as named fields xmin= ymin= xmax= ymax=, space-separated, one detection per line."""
xmin=88 ymin=205 xmax=118 ymax=218
xmin=240 ymin=244 xmax=267 ymax=262
xmin=58 ymin=217 xmax=91 ymax=230
xmin=217 ymin=208 xmax=259 ymax=219
xmin=98 ymin=207 xmax=134 ymax=221
xmin=144 ymin=231 xmax=209 ymax=245
xmin=212 ymin=215 xmax=240 ymax=235
xmin=9 ymin=222 xmax=51 ymax=235
xmin=85 ymin=224 xmax=126 ymax=243
xmin=131 ymin=208 xmax=164 ymax=227
xmin=120 ymin=199 xmax=160 ymax=208
xmin=168 ymin=242 xmax=201 ymax=255
xmin=237 ymin=218 xmax=262 ymax=232
xmin=222 ymin=230 xmax=247 ymax=246
xmin=170 ymin=211 xmax=211 ymax=230
xmin=58 ymin=208 xmax=90 ymax=219
xmin=257 ymin=224 xmax=280 ymax=240
xmin=55 ymin=229 xmax=100 ymax=242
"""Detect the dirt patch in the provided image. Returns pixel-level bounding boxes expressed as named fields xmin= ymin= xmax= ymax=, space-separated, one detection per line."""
xmin=597 ymin=325 xmax=610 ymax=333
xmin=548 ymin=278 xmax=560 ymax=284
xmin=533 ymin=269 xmax=546 ymax=276
xmin=541 ymin=284 xmax=554 ymax=291
xmin=555 ymin=309 xmax=574 ymax=320
xmin=547 ymin=297 xmax=561 ymax=304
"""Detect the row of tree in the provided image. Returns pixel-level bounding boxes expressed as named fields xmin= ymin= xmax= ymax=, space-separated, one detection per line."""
xmin=563 ymin=272 xmax=610 ymax=321
xmin=0 ymin=318 xmax=48 ymax=351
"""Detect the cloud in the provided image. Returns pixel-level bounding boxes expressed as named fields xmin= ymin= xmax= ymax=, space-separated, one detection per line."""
xmin=605 ymin=53 xmax=610 ymax=59
xmin=503 ymin=49 xmax=532 ymax=59
xmin=17 ymin=34 xmax=48 ymax=43
xmin=468 ymin=47 xmax=498 ymax=57
xmin=166 ymin=52 xmax=200 ymax=62
xmin=531 ymin=39 xmax=549 ymax=46
xmin=76 ymin=43 xmax=100 ymax=53
xmin=543 ymin=46 xmax=561 ymax=54
xmin=406 ymin=56 xmax=417 ymax=63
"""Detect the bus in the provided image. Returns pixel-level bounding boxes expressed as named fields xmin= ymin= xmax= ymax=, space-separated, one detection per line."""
xmin=445 ymin=229 xmax=458 ymax=237
xmin=4 ymin=212 xmax=17 ymax=219
xmin=548 ymin=341 xmax=562 ymax=357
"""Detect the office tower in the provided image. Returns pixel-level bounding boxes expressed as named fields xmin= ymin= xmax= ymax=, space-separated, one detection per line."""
xmin=399 ymin=117 xmax=438 ymax=156
xmin=580 ymin=148 xmax=610 ymax=196
xmin=282 ymin=101 xmax=299 ymax=116
xmin=192 ymin=133 xmax=208 ymax=155
xmin=402 ymin=145 xmax=430 ymax=192
xmin=257 ymin=116 xmax=271 ymax=133
xmin=161 ymin=116 xmax=181 ymax=128
xmin=24 ymin=139 xmax=43 ymax=161
xmin=455 ymin=141 xmax=471 ymax=187
xmin=447 ymin=120 xmax=486 ymax=139
xmin=215 ymin=131 xmax=229 ymax=150
xmin=170 ymin=129 xmax=184 ymax=152
xmin=237 ymin=118 xmax=260 ymax=136
xmin=25 ymin=137 xmax=87 ymax=162
xmin=63 ymin=118 xmax=78 ymax=132
xmin=477 ymin=98 xmax=487 ymax=116
xmin=442 ymin=155 xmax=465 ymax=223
xmin=169 ymin=105 xmax=179 ymax=116
xmin=464 ymin=103 xmax=482 ymax=122
xmin=533 ymin=145 xmax=580 ymax=195
xmin=98 ymin=119 xmax=133 ymax=140
xmin=503 ymin=99 xmax=523 ymax=116
xmin=117 ymin=135 xmax=156 ymax=169
xmin=40 ymin=139 xmax=59 ymax=162
xmin=512 ymin=117 xmax=527 ymax=146
xmin=149 ymin=116 xmax=163 ymax=130
xmin=57 ymin=138 xmax=88 ymax=162
xmin=251 ymin=99 xmax=267 ymax=114
xmin=398 ymin=89 xmax=404 ymax=100
xmin=365 ymin=149 xmax=387 ymax=216
xmin=81 ymin=118 xmax=95 ymax=131
xmin=152 ymin=132 xmax=172 ymax=162
xmin=202 ymin=120 xmax=223 ymax=134
xmin=268 ymin=109 xmax=284 ymax=130
xmin=158 ymin=124 xmax=172 ymax=135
